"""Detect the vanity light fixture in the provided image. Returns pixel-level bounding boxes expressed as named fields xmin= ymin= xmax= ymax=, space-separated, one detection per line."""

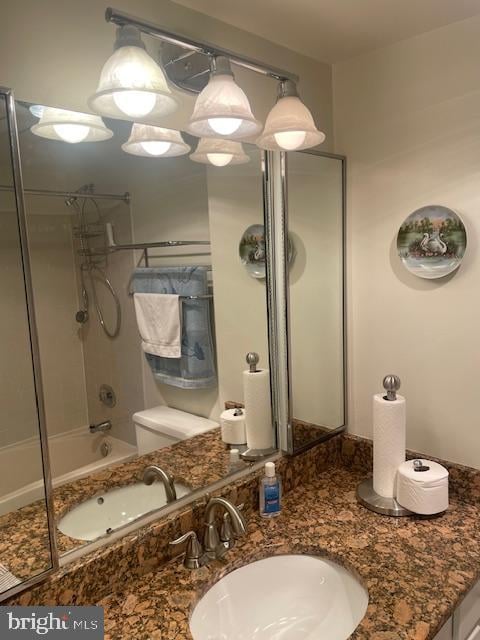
xmin=257 ymin=80 xmax=325 ymax=151
xmin=188 ymin=56 xmax=262 ymax=139
xmin=190 ymin=138 xmax=250 ymax=166
xmin=88 ymin=25 xmax=178 ymax=120
xmin=121 ymin=123 xmax=190 ymax=157
xmin=30 ymin=106 xmax=113 ymax=144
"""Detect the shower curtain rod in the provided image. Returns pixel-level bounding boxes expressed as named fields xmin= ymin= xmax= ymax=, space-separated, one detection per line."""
xmin=0 ymin=185 xmax=130 ymax=203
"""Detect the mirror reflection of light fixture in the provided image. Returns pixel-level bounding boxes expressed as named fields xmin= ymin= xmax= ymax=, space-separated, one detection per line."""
xmin=122 ymin=123 xmax=190 ymax=157
xmin=190 ymin=138 xmax=250 ymax=166
xmin=257 ymin=80 xmax=325 ymax=151
xmin=88 ymin=25 xmax=178 ymax=120
xmin=188 ymin=56 xmax=262 ymax=139
xmin=30 ymin=106 xmax=113 ymax=144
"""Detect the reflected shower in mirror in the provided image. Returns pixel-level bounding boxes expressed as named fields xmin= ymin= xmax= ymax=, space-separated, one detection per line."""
xmin=0 ymin=92 xmax=54 ymax=598
xmin=12 ymin=101 xmax=275 ymax=556
xmin=288 ymin=151 xmax=345 ymax=452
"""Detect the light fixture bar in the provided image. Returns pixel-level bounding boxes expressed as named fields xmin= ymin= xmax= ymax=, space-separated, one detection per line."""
xmin=105 ymin=7 xmax=299 ymax=83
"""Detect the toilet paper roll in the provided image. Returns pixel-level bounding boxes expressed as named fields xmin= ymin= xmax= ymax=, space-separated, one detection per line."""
xmin=220 ymin=409 xmax=247 ymax=445
xmin=396 ymin=459 xmax=449 ymax=515
xmin=243 ymin=369 xmax=273 ymax=450
xmin=373 ymin=393 xmax=406 ymax=498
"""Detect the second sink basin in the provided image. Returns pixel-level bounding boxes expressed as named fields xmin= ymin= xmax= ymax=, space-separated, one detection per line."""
xmin=190 ymin=554 xmax=368 ymax=640
xmin=58 ymin=481 xmax=190 ymax=541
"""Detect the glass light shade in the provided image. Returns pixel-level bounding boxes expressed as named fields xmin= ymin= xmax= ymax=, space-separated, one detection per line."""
xmin=188 ymin=75 xmax=262 ymax=139
xmin=88 ymin=46 xmax=178 ymax=120
xmin=121 ymin=124 xmax=190 ymax=157
xmin=30 ymin=107 xmax=113 ymax=143
xmin=257 ymin=95 xmax=325 ymax=151
xmin=190 ymin=138 xmax=250 ymax=166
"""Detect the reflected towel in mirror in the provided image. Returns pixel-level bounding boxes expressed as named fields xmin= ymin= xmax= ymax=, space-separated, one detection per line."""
xmin=132 ymin=266 xmax=216 ymax=389
xmin=133 ymin=292 xmax=182 ymax=358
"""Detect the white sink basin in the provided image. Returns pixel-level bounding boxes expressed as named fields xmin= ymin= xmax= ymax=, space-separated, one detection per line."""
xmin=190 ymin=554 xmax=368 ymax=640
xmin=58 ymin=481 xmax=190 ymax=541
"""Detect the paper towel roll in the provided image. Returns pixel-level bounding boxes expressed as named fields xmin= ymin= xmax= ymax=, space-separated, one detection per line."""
xmin=243 ymin=369 xmax=273 ymax=450
xmin=220 ymin=409 xmax=247 ymax=445
xmin=396 ymin=459 xmax=449 ymax=515
xmin=373 ymin=393 xmax=406 ymax=498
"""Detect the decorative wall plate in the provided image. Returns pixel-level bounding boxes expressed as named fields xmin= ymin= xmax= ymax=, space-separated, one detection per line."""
xmin=397 ymin=205 xmax=467 ymax=279
xmin=239 ymin=224 xmax=294 ymax=279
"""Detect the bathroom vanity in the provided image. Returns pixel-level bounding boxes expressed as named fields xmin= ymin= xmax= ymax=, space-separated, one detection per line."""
xmin=7 ymin=433 xmax=480 ymax=640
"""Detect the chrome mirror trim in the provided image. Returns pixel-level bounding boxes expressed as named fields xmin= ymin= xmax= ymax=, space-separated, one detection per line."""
xmin=0 ymin=87 xmax=58 ymax=602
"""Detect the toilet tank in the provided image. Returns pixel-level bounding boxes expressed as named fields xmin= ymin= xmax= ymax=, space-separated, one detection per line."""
xmin=133 ymin=405 xmax=219 ymax=455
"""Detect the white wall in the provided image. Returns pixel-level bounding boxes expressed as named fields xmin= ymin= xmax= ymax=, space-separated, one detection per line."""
xmin=334 ymin=15 xmax=480 ymax=467
xmin=0 ymin=0 xmax=333 ymax=150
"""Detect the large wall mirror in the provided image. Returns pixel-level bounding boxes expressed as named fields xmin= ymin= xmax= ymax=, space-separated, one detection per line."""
xmin=8 ymin=99 xmax=276 ymax=563
xmin=0 ymin=96 xmax=346 ymax=577
xmin=0 ymin=89 xmax=55 ymax=598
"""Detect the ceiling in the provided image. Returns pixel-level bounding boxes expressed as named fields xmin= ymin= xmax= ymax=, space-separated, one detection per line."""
xmin=172 ymin=0 xmax=480 ymax=63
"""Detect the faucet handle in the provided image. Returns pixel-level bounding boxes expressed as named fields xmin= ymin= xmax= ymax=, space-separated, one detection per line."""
xmin=220 ymin=513 xmax=234 ymax=549
xmin=170 ymin=531 xmax=207 ymax=570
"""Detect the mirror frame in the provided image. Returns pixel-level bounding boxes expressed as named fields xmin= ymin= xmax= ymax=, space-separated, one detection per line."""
xmin=265 ymin=149 xmax=347 ymax=455
xmin=0 ymin=87 xmax=58 ymax=602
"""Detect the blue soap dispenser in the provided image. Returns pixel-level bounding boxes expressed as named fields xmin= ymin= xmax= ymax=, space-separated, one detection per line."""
xmin=260 ymin=461 xmax=282 ymax=518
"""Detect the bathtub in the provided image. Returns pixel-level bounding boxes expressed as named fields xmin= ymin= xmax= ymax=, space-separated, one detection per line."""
xmin=0 ymin=426 xmax=137 ymax=515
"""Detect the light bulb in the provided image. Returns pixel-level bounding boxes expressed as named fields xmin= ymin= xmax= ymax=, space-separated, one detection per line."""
xmin=207 ymin=153 xmax=234 ymax=167
xmin=274 ymin=130 xmax=307 ymax=151
xmin=140 ymin=140 xmax=172 ymax=156
xmin=53 ymin=124 xmax=90 ymax=144
xmin=208 ymin=117 xmax=242 ymax=136
xmin=113 ymin=90 xmax=156 ymax=118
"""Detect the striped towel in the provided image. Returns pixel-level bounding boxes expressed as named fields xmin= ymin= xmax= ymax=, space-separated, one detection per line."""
xmin=0 ymin=563 xmax=21 ymax=590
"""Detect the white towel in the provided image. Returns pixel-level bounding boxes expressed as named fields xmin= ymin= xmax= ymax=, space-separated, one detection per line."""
xmin=0 ymin=563 xmax=21 ymax=590
xmin=133 ymin=293 xmax=182 ymax=358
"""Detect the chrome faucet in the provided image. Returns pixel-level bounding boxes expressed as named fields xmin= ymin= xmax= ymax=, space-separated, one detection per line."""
xmin=203 ymin=497 xmax=247 ymax=559
xmin=89 ymin=420 xmax=112 ymax=434
xmin=142 ymin=465 xmax=177 ymax=503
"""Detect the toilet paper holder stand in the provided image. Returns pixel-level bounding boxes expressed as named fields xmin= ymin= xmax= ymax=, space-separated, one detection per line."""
xmin=356 ymin=375 xmax=412 ymax=517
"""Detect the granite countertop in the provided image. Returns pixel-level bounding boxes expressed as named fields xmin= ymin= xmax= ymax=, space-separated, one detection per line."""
xmin=98 ymin=465 xmax=480 ymax=640
xmin=0 ymin=428 xmax=246 ymax=569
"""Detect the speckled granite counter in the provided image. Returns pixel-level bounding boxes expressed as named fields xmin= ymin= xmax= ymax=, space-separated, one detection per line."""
xmin=0 ymin=427 xmax=246 ymax=572
xmin=8 ymin=434 xmax=480 ymax=640
xmin=98 ymin=463 xmax=480 ymax=640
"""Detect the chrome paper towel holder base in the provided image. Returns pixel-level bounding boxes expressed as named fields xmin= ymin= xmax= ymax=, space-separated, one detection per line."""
xmin=356 ymin=374 xmax=412 ymax=517
xmin=356 ymin=478 xmax=412 ymax=517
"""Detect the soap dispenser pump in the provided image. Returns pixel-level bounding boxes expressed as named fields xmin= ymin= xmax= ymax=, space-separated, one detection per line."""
xmin=259 ymin=461 xmax=282 ymax=518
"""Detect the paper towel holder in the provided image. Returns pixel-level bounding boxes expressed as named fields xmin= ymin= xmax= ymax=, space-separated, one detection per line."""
xmin=356 ymin=374 xmax=413 ymax=517
xmin=240 ymin=352 xmax=277 ymax=462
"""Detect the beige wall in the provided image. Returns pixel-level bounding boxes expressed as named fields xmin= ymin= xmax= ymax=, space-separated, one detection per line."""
xmin=0 ymin=199 xmax=40 ymax=447
xmin=128 ymin=157 xmax=222 ymax=420
xmin=334 ymin=15 xmax=480 ymax=467
xmin=207 ymin=148 xmax=269 ymax=410
xmin=27 ymin=207 xmax=89 ymax=436
xmin=288 ymin=152 xmax=344 ymax=428
xmin=0 ymin=0 xmax=333 ymax=150
xmin=78 ymin=202 xmax=143 ymax=446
